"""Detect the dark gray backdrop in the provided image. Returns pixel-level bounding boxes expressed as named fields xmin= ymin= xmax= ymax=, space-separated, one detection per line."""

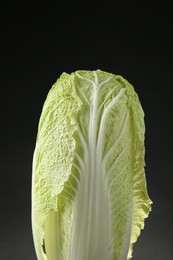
xmin=1 ymin=4 xmax=172 ymax=260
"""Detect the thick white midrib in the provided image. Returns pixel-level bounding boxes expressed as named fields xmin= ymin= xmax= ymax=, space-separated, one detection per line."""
xmin=70 ymin=73 xmax=112 ymax=260
xmin=69 ymin=74 xmax=100 ymax=260
xmin=86 ymin=72 xmax=112 ymax=260
xmin=87 ymin=77 xmax=99 ymax=258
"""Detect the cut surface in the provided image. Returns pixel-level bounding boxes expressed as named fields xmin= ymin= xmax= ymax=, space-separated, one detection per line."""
xmin=32 ymin=70 xmax=152 ymax=260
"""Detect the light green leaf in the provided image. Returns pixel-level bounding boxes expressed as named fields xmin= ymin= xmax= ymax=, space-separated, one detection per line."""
xmin=32 ymin=70 xmax=152 ymax=260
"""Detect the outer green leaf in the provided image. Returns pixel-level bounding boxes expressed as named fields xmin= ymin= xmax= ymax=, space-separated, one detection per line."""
xmin=32 ymin=70 xmax=152 ymax=260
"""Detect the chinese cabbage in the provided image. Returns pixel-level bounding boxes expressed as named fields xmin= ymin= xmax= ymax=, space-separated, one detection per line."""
xmin=32 ymin=69 xmax=152 ymax=260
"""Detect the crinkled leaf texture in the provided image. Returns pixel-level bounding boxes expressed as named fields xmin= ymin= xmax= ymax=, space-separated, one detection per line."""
xmin=32 ymin=70 xmax=152 ymax=260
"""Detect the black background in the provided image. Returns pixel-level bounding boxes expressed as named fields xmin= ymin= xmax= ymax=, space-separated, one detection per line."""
xmin=1 ymin=3 xmax=173 ymax=260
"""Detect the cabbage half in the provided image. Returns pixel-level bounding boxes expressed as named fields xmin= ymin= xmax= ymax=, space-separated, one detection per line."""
xmin=32 ymin=70 xmax=152 ymax=260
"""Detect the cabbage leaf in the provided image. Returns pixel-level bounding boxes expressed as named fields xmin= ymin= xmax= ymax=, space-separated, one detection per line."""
xmin=32 ymin=70 xmax=152 ymax=260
